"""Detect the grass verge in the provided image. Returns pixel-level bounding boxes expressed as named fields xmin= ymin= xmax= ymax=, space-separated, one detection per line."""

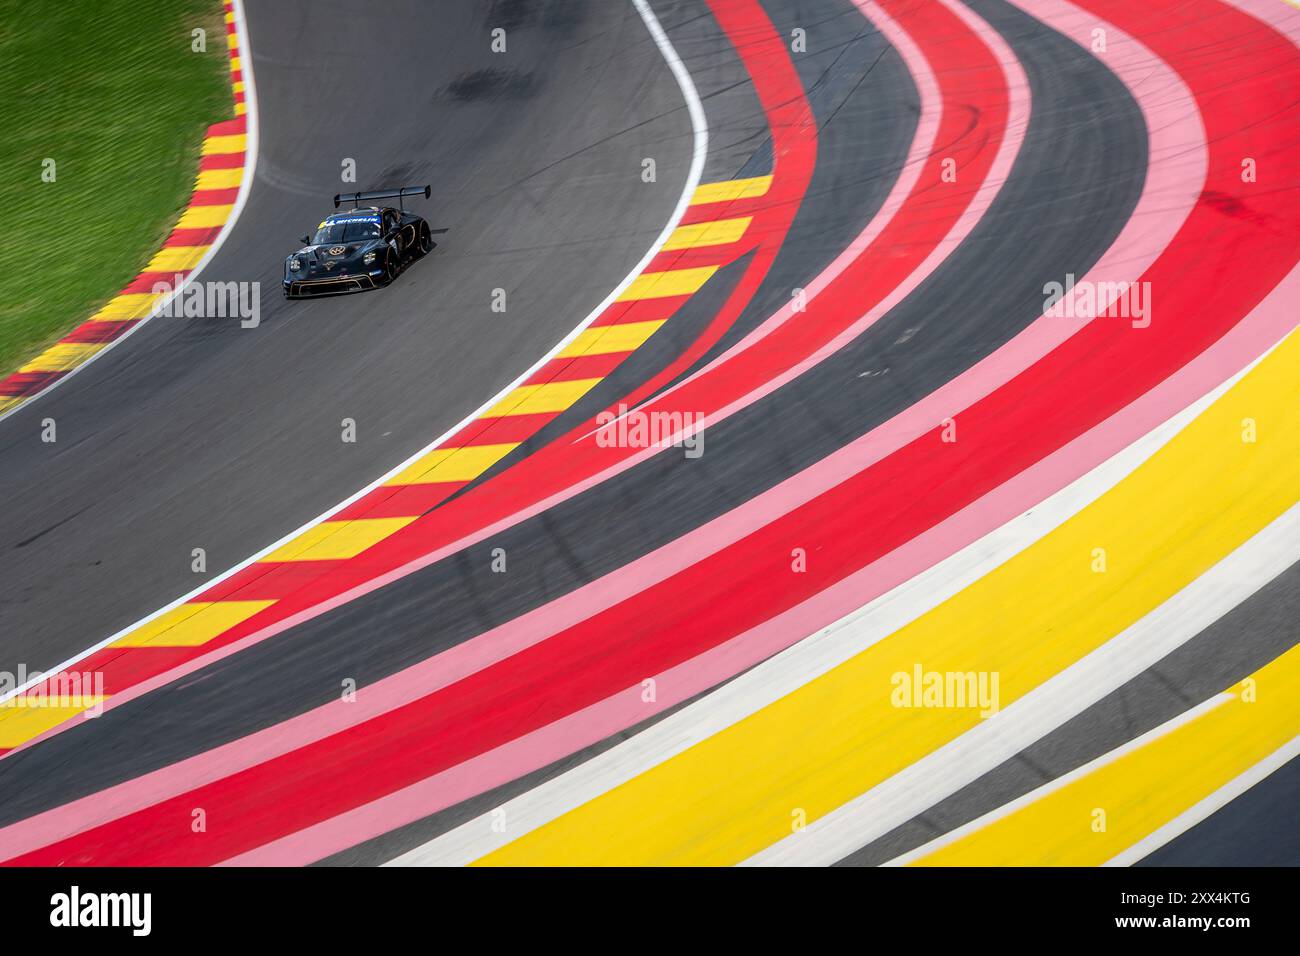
xmin=0 ymin=0 xmax=231 ymax=373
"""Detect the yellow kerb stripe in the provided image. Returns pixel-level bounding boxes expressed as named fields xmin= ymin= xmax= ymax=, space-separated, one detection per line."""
xmin=90 ymin=292 xmax=162 ymax=322
xmin=197 ymin=167 xmax=243 ymax=190
xmin=386 ymin=443 xmax=519 ymax=485
xmin=19 ymin=343 xmax=105 ymax=374
xmin=0 ymin=397 xmax=25 ymax=414
xmin=235 ymin=102 xmax=247 ymax=117
xmin=176 ymin=204 xmax=234 ymax=229
xmin=691 ymin=176 xmax=772 ymax=205
xmin=0 ymin=698 xmax=110 ymax=748
xmin=146 ymin=246 xmax=209 ymax=273
xmin=261 ymin=517 xmax=416 ymax=562
xmin=202 ymin=133 xmax=246 ymax=156
xmin=558 ymin=320 xmax=664 ymax=358
xmin=662 ymin=217 xmax=752 ymax=251
xmin=482 ymin=379 xmax=601 ymax=417
xmin=112 ymin=600 xmax=275 ymax=648
xmin=617 ymin=267 xmax=717 ymax=301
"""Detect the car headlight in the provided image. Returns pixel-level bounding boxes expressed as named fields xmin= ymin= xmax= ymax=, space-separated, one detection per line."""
xmin=288 ymin=257 xmax=302 ymax=272
xmin=363 ymin=251 xmax=377 ymax=266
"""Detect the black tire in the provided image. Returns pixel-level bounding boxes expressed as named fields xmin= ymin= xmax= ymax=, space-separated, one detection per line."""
xmin=380 ymin=247 xmax=399 ymax=286
xmin=414 ymin=222 xmax=433 ymax=258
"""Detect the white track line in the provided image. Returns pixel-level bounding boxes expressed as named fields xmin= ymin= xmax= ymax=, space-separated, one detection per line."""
xmin=0 ymin=0 xmax=708 ymax=706
xmin=0 ymin=0 xmax=261 ymax=427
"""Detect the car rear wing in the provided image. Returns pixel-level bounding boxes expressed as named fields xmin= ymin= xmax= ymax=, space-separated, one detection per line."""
xmin=334 ymin=185 xmax=431 ymax=211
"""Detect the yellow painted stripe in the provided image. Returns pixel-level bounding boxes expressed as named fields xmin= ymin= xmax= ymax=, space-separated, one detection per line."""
xmin=482 ymin=379 xmax=601 ymax=417
xmin=662 ymin=216 xmax=752 ymax=251
xmin=0 ymin=698 xmax=109 ymax=748
xmin=19 ymin=342 xmax=105 ymax=374
xmin=89 ymin=292 xmax=162 ymax=322
xmin=0 ymin=396 xmax=25 ymax=414
xmin=224 ymin=10 xmax=235 ymax=23
xmin=386 ymin=443 xmax=519 ymax=485
xmin=558 ymin=320 xmax=665 ymax=358
xmin=145 ymin=245 xmax=209 ymax=273
xmin=233 ymin=80 xmax=245 ymax=93
xmin=176 ymin=204 xmax=234 ymax=229
xmin=230 ymin=56 xmax=242 ymax=72
xmin=235 ymin=102 xmax=247 ymax=117
xmin=914 ymin=645 xmax=1300 ymax=865
xmin=227 ymin=32 xmax=239 ymax=50
xmin=202 ymin=133 xmax=246 ymax=156
xmin=197 ymin=167 xmax=243 ymax=190
xmin=112 ymin=601 xmax=275 ymax=648
xmin=479 ymin=327 xmax=1300 ymax=866
xmin=261 ymin=517 xmax=416 ymax=562
xmin=616 ymin=266 xmax=717 ymax=301
xmin=691 ymin=176 xmax=773 ymax=205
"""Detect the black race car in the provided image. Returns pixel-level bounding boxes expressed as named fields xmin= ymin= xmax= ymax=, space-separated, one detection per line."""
xmin=283 ymin=186 xmax=437 ymax=298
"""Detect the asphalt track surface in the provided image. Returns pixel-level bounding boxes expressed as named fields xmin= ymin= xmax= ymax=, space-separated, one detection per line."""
xmin=0 ymin=0 xmax=693 ymax=673
xmin=0 ymin=0 xmax=1296 ymax=866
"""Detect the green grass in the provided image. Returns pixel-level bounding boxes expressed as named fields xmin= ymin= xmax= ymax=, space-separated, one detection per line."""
xmin=0 ymin=0 xmax=231 ymax=373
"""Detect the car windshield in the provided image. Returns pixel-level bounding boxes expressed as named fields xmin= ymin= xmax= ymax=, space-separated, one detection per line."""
xmin=313 ymin=217 xmax=381 ymax=244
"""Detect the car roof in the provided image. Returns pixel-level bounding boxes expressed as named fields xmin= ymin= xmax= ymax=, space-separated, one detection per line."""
xmin=325 ymin=207 xmax=383 ymax=221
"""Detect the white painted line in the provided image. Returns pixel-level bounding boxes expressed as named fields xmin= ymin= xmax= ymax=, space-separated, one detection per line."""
xmin=0 ymin=0 xmax=709 ymax=711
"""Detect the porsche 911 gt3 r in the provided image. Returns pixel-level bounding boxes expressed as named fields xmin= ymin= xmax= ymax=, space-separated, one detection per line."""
xmin=283 ymin=186 xmax=436 ymax=298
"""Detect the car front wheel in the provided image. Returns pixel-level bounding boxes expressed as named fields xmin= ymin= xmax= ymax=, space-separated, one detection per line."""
xmin=414 ymin=222 xmax=433 ymax=258
xmin=380 ymin=248 xmax=399 ymax=286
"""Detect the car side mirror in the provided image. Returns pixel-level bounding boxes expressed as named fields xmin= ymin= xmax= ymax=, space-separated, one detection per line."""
xmin=299 ymin=235 xmax=311 ymax=245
